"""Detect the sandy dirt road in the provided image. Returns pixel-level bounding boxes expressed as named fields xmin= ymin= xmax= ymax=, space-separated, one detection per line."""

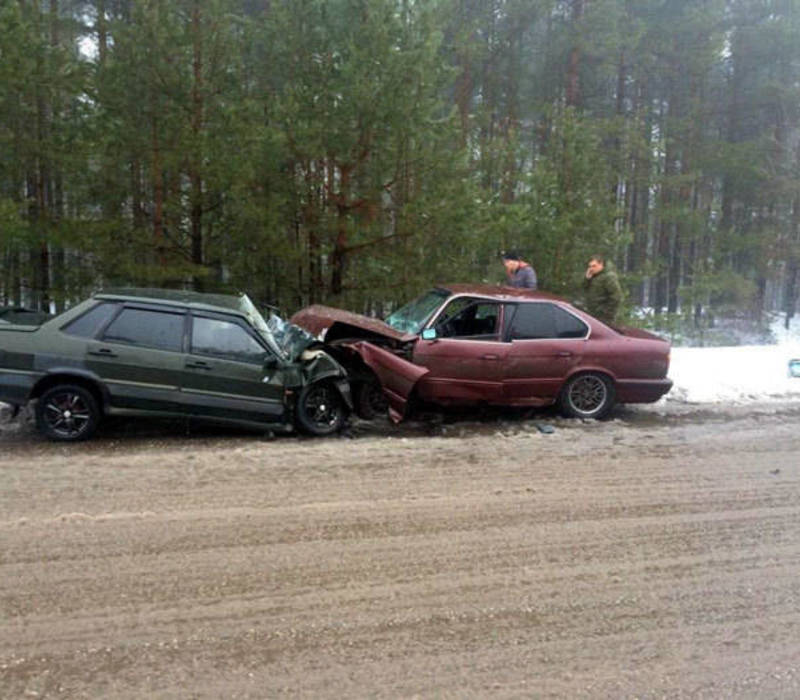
xmin=1 ymin=403 xmax=800 ymax=698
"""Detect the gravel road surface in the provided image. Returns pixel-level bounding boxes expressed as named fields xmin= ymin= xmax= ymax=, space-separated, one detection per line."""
xmin=2 ymin=403 xmax=800 ymax=698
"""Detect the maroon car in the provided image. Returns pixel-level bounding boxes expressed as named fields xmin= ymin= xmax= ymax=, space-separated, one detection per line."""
xmin=291 ymin=284 xmax=672 ymax=422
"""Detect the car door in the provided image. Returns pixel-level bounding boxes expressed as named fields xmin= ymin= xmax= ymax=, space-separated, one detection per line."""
xmin=502 ymin=302 xmax=588 ymax=403
xmin=412 ymin=298 xmax=510 ymax=404
xmin=181 ymin=312 xmax=286 ymax=424
xmin=85 ymin=304 xmax=187 ymax=414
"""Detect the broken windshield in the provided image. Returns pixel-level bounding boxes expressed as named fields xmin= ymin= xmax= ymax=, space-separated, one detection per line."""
xmin=385 ymin=288 xmax=449 ymax=334
xmin=238 ymin=295 xmax=302 ymax=359
xmin=266 ymin=313 xmax=318 ymax=360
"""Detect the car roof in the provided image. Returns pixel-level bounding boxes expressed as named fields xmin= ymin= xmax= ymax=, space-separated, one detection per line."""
xmin=439 ymin=283 xmax=567 ymax=302
xmin=94 ymin=287 xmax=249 ymax=314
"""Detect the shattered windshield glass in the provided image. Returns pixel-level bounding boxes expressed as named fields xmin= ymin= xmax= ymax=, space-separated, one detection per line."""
xmin=266 ymin=313 xmax=318 ymax=360
xmin=239 ymin=294 xmax=316 ymax=360
xmin=238 ymin=294 xmax=270 ymax=335
xmin=384 ymin=288 xmax=449 ymax=334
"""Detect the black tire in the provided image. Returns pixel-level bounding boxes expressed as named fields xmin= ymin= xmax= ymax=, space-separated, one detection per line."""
xmin=558 ymin=372 xmax=615 ymax=420
xmin=354 ymin=378 xmax=388 ymax=420
xmin=36 ymin=384 xmax=100 ymax=441
xmin=295 ymin=381 xmax=346 ymax=436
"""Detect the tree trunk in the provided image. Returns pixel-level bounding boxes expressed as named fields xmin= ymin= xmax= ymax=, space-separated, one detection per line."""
xmin=565 ymin=0 xmax=585 ymax=108
xmin=97 ymin=0 xmax=108 ymax=65
xmin=190 ymin=0 xmax=204 ymax=290
xmin=330 ymin=164 xmax=351 ymax=297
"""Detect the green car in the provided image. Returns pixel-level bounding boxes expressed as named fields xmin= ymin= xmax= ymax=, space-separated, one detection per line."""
xmin=0 ymin=288 xmax=351 ymax=441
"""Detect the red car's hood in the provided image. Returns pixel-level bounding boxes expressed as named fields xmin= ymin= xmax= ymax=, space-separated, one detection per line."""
xmin=290 ymin=305 xmax=417 ymax=343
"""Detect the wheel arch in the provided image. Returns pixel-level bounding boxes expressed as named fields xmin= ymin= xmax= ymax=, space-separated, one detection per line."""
xmin=31 ymin=371 xmax=107 ymax=412
xmin=562 ymin=365 xmax=617 ymax=388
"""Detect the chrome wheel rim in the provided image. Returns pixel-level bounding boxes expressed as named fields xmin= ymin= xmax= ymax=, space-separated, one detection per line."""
xmin=568 ymin=375 xmax=607 ymax=416
xmin=43 ymin=391 xmax=92 ymax=438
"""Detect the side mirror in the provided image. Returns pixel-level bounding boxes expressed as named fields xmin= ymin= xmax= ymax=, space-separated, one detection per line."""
xmin=264 ymin=355 xmax=279 ymax=370
xmin=421 ymin=328 xmax=437 ymax=341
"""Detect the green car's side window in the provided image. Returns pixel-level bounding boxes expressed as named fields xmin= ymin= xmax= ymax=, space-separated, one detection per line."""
xmin=191 ymin=316 xmax=268 ymax=364
xmin=102 ymin=308 xmax=184 ymax=352
xmin=62 ymin=302 xmax=121 ymax=338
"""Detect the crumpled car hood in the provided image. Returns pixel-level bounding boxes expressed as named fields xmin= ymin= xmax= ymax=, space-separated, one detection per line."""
xmin=290 ymin=305 xmax=416 ymax=343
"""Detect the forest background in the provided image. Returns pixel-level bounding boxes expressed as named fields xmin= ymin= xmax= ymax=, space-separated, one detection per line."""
xmin=1 ymin=0 xmax=799 ymax=341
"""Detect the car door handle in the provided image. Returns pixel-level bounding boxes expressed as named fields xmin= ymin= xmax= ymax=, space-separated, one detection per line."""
xmin=88 ymin=348 xmax=117 ymax=358
xmin=185 ymin=361 xmax=212 ymax=370
xmin=481 ymin=353 xmax=500 ymax=360
xmin=557 ymin=351 xmax=573 ymax=357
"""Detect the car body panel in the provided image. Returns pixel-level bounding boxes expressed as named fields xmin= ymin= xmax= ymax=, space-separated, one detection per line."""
xmin=503 ymin=338 xmax=583 ymax=404
xmin=181 ymin=353 xmax=286 ymax=422
xmin=85 ymin=339 xmax=185 ymax=414
xmin=413 ymin=337 xmax=508 ymax=404
xmin=345 ymin=341 xmax=428 ymax=420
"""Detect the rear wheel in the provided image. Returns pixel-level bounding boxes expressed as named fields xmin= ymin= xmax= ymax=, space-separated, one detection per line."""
xmin=36 ymin=384 xmax=100 ymax=441
xmin=559 ymin=373 xmax=615 ymax=420
xmin=295 ymin=381 xmax=346 ymax=436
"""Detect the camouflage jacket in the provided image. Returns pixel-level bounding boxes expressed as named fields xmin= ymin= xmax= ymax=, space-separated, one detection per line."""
xmin=582 ymin=267 xmax=623 ymax=325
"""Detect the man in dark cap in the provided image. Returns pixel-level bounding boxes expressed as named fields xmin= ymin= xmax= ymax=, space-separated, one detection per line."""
xmin=501 ymin=250 xmax=537 ymax=289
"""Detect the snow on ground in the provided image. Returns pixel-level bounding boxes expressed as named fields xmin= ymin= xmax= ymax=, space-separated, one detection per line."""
xmin=666 ymin=315 xmax=800 ymax=405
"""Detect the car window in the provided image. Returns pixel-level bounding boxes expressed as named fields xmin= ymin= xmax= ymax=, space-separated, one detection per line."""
xmin=436 ymin=300 xmax=500 ymax=338
xmin=508 ymin=303 xmax=588 ymax=340
xmin=62 ymin=302 xmax=120 ymax=338
xmin=191 ymin=316 xmax=268 ymax=363
xmin=434 ymin=297 xmax=473 ymax=329
xmin=102 ymin=308 xmax=184 ymax=352
xmin=553 ymin=305 xmax=589 ymax=338
xmin=508 ymin=303 xmax=557 ymax=339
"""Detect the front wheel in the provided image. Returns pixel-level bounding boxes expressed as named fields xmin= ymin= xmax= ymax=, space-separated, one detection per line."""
xmin=36 ymin=384 xmax=100 ymax=441
xmin=354 ymin=378 xmax=388 ymax=420
xmin=295 ymin=381 xmax=346 ymax=436
xmin=558 ymin=373 xmax=615 ymax=420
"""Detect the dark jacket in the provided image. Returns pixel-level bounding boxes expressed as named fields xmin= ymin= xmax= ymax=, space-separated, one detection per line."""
xmin=508 ymin=264 xmax=537 ymax=289
xmin=582 ymin=267 xmax=623 ymax=324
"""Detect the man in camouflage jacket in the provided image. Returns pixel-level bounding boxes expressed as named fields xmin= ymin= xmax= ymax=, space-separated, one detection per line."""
xmin=582 ymin=254 xmax=623 ymax=325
